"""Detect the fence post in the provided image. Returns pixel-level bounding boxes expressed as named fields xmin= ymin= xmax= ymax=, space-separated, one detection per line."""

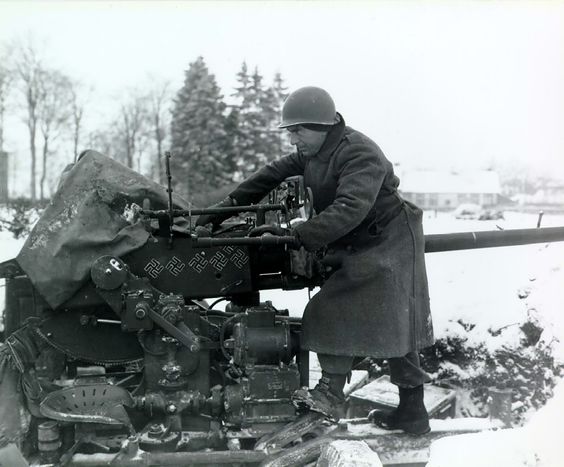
xmin=488 ymin=387 xmax=513 ymax=427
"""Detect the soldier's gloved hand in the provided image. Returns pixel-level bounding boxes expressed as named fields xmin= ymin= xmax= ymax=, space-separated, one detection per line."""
xmin=195 ymin=196 xmax=236 ymax=228
xmin=248 ymin=224 xmax=287 ymax=237
xmin=194 ymin=225 xmax=212 ymax=237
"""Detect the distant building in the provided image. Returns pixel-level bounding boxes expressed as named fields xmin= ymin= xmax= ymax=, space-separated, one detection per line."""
xmin=398 ymin=169 xmax=501 ymax=210
xmin=525 ymin=182 xmax=564 ymax=205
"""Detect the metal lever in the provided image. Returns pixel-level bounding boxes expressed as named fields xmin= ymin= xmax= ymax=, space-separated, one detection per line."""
xmin=147 ymin=309 xmax=201 ymax=353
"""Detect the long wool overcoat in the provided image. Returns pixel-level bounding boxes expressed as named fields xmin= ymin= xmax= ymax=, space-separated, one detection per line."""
xmin=231 ymin=116 xmax=434 ymax=358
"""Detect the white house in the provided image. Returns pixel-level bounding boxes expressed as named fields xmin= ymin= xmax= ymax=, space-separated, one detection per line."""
xmin=522 ymin=182 xmax=564 ymax=206
xmin=398 ymin=169 xmax=501 ymax=210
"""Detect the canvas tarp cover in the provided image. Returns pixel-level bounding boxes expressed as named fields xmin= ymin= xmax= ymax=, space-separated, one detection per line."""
xmin=16 ymin=150 xmax=191 ymax=309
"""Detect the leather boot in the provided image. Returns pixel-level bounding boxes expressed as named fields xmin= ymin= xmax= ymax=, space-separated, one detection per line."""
xmin=370 ymin=384 xmax=430 ymax=435
xmin=292 ymin=371 xmax=347 ymax=421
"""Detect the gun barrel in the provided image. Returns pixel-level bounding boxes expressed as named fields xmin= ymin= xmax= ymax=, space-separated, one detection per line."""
xmin=190 ymin=227 xmax=564 ymax=252
xmin=424 ymin=226 xmax=564 ymax=253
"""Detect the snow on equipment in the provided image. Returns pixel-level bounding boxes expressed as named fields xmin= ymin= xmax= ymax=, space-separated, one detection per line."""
xmin=1 ymin=150 xmax=564 ymax=466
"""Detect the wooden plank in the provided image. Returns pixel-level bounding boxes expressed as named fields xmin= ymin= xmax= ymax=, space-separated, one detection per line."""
xmin=317 ymin=440 xmax=383 ymax=467
xmin=332 ymin=418 xmax=501 ymax=467
xmin=69 ymin=449 xmax=267 ymax=465
xmin=260 ymin=436 xmax=333 ymax=467
xmin=254 ymin=412 xmax=327 ymax=453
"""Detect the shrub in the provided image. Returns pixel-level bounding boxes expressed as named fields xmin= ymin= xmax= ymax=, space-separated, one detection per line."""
xmin=0 ymin=198 xmax=47 ymax=239
xmin=421 ymin=321 xmax=563 ymax=424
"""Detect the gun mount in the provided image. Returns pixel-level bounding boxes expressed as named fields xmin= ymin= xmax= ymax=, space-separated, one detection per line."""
xmin=1 ymin=170 xmax=564 ymax=466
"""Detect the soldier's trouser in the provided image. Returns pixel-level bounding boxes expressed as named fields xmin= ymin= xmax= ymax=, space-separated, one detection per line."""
xmin=317 ymin=353 xmax=354 ymax=375
xmin=388 ymin=352 xmax=431 ymax=388
xmin=317 ymin=351 xmax=431 ymax=388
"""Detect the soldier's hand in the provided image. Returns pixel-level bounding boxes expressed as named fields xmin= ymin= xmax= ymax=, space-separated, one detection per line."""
xmin=194 ymin=225 xmax=212 ymax=237
xmin=195 ymin=196 xmax=236 ymax=227
xmin=248 ymin=224 xmax=287 ymax=237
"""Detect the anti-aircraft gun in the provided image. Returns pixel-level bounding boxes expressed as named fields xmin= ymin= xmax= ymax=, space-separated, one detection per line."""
xmin=0 ymin=152 xmax=327 ymax=465
xmin=1 ymin=151 xmax=564 ymax=466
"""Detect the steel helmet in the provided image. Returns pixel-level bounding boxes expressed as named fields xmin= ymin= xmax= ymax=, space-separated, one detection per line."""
xmin=279 ymin=86 xmax=339 ymax=128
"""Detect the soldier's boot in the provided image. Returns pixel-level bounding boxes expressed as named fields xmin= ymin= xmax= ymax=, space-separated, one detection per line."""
xmin=370 ymin=384 xmax=430 ymax=435
xmin=292 ymin=371 xmax=347 ymax=422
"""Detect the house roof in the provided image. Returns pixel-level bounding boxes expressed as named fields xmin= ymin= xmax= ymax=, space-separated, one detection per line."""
xmin=399 ymin=169 xmax=501 ymax=194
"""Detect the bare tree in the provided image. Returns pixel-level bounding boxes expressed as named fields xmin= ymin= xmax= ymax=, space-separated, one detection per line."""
xmin=118 ymin=91 xmax=149 ymax=169
xmin=147 ymin=79 xmax=172 ymax=184
xmin=0 ymin=48 xmax=14 ymax=202
xmin=12 ymin=37 xmax=43 ymax=201
xmin=87 ymin=127 xmax=119 ymax=158
xmin=69 ymin=80 xmax=90 ymax=162
xmin=37 ymin=69 xmax=73 ymax=200
xmin=0 ymin=55 xmax=13 ymax=155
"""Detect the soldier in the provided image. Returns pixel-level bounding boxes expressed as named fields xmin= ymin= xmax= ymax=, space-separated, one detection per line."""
xmin=197 ymin=86 xmax=434 ymax=435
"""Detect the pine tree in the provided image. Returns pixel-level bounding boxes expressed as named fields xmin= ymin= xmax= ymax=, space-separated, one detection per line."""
xmin=230 ymin=64 xmax=291 ymax=178
xmin=170 ymin=57 xmax=233 ymax=199
xmin=233 ymin=62 xmax=252 ymax=108
xmin=264 ymin=72 xmax=292 ymax=157
xmin=230 ymin=62 xmax=260 ymax=177
xmin=247 ymin=68 xmax=271 ymax=169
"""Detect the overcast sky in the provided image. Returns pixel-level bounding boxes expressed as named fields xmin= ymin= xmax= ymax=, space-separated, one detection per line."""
xmin=1 ymin=0 xmax=563 ymax=186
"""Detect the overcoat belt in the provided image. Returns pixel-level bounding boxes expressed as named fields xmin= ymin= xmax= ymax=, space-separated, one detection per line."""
xmin=231 ymin=115 xmax=434 ymax=358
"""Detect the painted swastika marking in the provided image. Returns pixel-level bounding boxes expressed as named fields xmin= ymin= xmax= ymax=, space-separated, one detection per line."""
xmin=188 ymin=254 xmax=208 ymax=273
xmin=144 ymin=259 xmax=164 ymax=279
xmin=210 ymin=252 xmax=229 ymax=271
xmin=230 ymin=249 xmax=249 ymax=269
xmin=166 ymin=256 xmax=186 ymax=276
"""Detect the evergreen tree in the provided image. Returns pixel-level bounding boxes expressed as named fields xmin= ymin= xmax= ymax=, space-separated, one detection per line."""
xmin=269 ymin=72 xmax=292 ymax=154
xmin=228 ymin=62 xmax=252 ymax=179
xmin=170 ymin=56 xmax=233 ymax=199
xmin=247 ymin=68 xmax=271 ymax=168
xmin=230 ymin=64 xmax=290 ymax=178
xmin=230 ymin=62 xmax=263 ymax=177
xmin=233 ymin=62 xmax=252 ymax=108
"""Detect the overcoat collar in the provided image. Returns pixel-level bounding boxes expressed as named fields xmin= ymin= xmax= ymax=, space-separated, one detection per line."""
xmin=314 ymin=113 xmax=346 ymax=162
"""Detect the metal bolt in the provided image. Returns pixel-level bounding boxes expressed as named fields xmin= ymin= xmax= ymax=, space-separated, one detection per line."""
xmin=126 ymin=435 xmax=139 ymax=454
xmin=135 ymin=306 xmax=147 ymax=319
xmin=166 ymin=404 xmax=177 ymax=414
xmin=105 ymin=268 xmax=112 ymax=275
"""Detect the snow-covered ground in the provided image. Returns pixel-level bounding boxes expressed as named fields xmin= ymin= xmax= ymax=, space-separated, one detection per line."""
xmin=427 ymin=377 xmax=564 ymax=467
xmin=424 ymin=211 xmax=564 ymax=362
